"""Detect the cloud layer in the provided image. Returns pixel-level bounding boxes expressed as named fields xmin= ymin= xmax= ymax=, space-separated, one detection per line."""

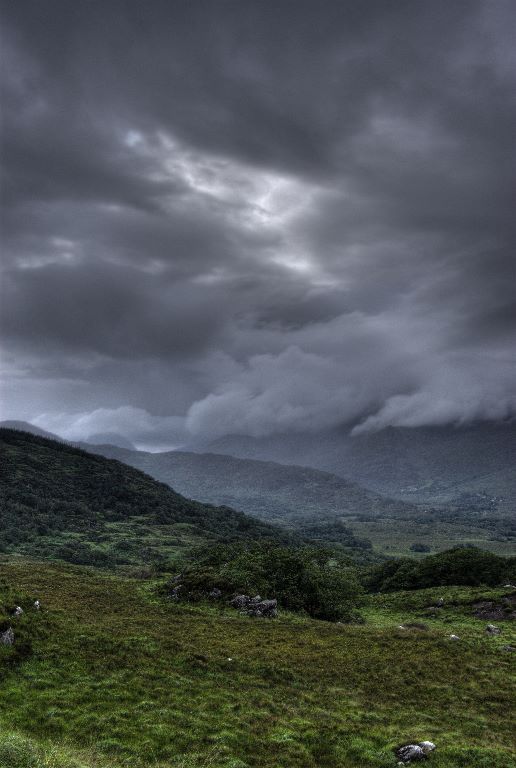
xmin=1 ymin=1 xmax=515 ymax=447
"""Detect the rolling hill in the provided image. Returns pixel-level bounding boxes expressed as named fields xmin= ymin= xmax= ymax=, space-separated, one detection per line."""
xmin=196 ymin=422 xmax=516 ymax=512
xmin=85 ymin=443 xmax=516 ymax=556
xmin=0 ymin=428 xmax=294 ymax=569
xmin=82 ymin=444 xmax=415 ymax=524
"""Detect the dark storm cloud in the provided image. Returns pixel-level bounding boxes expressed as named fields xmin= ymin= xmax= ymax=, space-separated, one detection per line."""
xmin=1 ymin=0 xmax=515 ymax=445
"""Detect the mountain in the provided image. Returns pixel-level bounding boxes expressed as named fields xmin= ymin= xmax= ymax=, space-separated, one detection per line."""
xmin=85 ymin=432 xmax=136 ymax=450
xmin=195 ymin=422 xmax=516 ymax=512
xmin=0 ymin=421 xmax=135 ymax=452
xmin=85 ymin=443 xmax=415 ymax=524
xmin=0 ymin=420 xmax=61 ymax=441
xmin=0 ymin=428 xmax=292 ymax=569
xmin=85 ymin=442 xmax=516 ymax=556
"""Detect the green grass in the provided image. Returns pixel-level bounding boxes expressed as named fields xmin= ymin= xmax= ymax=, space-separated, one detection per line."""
xmin=0 ymin=559 xmax=515 ymax=767
xmin=348 ymin=517 xmax=516 ymax=557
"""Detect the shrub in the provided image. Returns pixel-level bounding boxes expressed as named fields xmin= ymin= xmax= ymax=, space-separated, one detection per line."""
xmin=366 ymin=547 xmax=516 ymax=592
xmin=409 ymin=542 xmax=431 ymax=553
xmin=165 ymin=543 xmax=363 ymax=621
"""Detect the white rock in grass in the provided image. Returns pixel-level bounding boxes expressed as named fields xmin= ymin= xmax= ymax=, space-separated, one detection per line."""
xmin=449 ymin=634 xmax=460 ymax=641
xmin=419 ymin=741 xmax=436 ymax=753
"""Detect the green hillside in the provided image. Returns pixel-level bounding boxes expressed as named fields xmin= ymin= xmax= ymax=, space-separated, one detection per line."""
xmin=0 ymin=559 xmax=515 ymax=767
xmin=86 ymin=443 xmax=516 ymax=556
xmin=0 ymin=429 xmax=293 ymax=569
xmin=84 ymin=444 xmax=411 ymax=522
xmin=201 ymin=423 xmax=516 ymax=511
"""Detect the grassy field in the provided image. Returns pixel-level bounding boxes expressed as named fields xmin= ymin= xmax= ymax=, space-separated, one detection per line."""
xmin=347 ymin=516 xmax=516 ymax=558
xmin=0 ymin=558 xmax=515 ymax=768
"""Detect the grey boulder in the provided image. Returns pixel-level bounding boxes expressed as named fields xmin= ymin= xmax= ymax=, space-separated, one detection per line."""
xmin=395 ymin=744 xmax=425 ymax=762
xmin=229 ymin=594 xmax=277 ymax=617
xmin=396 ymin=741 xmax=436 ymax=763
xmin=0 ymin=627 xmax=14 ymax=645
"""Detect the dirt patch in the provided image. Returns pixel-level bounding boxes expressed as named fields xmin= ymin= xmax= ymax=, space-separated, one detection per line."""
xmin=473 ymin=594 xmax=516 ymax=621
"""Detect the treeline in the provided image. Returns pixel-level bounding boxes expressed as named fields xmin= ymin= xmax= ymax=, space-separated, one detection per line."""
xmin=366 ymin=546 xmax=516 ymax=592
xmin=164 ymin=543 xmax=516 ymax=622
xmin=163 ymin=543 xmax=363 ymax=622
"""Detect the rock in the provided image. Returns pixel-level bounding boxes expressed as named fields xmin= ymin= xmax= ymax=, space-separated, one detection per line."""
xmin=436 ymin=597 xmax=445 ymax=607
xmin=449 ymin=634 xmax=460 ymax=641
xmin=395 ymin=744 xmax=425 ymax=762
xmin=248 ymin=598 xmax=277 ymax=618
xmin=169 ymin=585 xmax=183 ymax=601
xmin=419 ymin=741 xmax=436 ymax=754
xmin=0 ymin=627 xmax=14 ymax=645
xmin=248 ymin=595 xmax=262 ymax=605
xmin=485 ymin=623 xmax=501 ymax=635
xmin=13 ymin=606 xmax=23 ymax=617
xmin=229 ymin=594 xmax=277 ymax=617
xmin=209 ymin=588 xmax=222 ymax=599
xmin=230 ymin=594 xmax=250 ymax=610
xmin=502 ymin=644 xmax=516 ymax=652
xmin=33 ymin=600 xmax=40 ymax=610
xmin=473 ymin=596 xmax=516 ymax=621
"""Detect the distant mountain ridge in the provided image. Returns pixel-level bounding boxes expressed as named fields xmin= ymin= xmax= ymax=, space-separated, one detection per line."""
xmin=195 ymin=422 xmax=516 ymax=512
xmin=2 ymin=421 xmax=514 ymax=556
xmin=85 ymin=442 xmax=417 ymax=527
xmin=83 ymin=442 xmax=516 ymax=557
xmin=4 ymin=419 xmax=513 ymax=512
xmin=0 ymin=421 xmax=135 ymax=451
xmin=0 ymin=420 xmax=60 ymax=441
xmin=0 ymin=428 xmax=293 ymax=569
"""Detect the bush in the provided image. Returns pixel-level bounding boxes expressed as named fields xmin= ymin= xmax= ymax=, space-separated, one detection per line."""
xmin=366 ymin=547 xmax=516 ymax=592
xmin=410 ymin=542 xmax=431 ymax=553
xmin=165 ymin=543 xmax=363 ymax=621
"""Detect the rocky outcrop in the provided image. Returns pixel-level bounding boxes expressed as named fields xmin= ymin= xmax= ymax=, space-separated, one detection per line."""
xmin=473 ymin=595 xmax=516 ymax=621
xmin=230 ymin=594 xmax=250 ymax=610
xmin=230 ymin=594 xmax=277 ymax=617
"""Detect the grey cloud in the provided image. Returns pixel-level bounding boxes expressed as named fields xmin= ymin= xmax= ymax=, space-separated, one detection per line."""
xmin=1 ymin=0 xmax=515 ymax=443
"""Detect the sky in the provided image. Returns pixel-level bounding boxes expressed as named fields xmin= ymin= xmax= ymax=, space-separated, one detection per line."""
xmin=1 ymin=0 xmax=515 ymax=450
